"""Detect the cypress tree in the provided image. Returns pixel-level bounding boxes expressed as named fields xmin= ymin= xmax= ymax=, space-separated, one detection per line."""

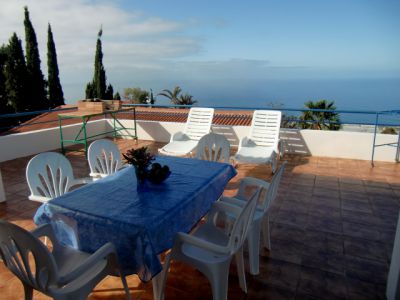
xmin=85 ymin=82 xmax=95 ymax=99
xmin=24 ymin=6 xmax=47 ymax=111
xmin=113 ymin=92 xmax=121 ymax=100
xmin=0 ymin=45 xmax=9 ymax=114
xmin=94 ymin=28 xmax=106 ymax=98
xmin=47 ymin=23 xmax=64 ymax=108
xmin=86 ymin=27 xmax=111 ymax=99
xmin=105 ymin=83 xmax=113 ymax=100
xmin=4 ymin=33 xmax=28 ymax=112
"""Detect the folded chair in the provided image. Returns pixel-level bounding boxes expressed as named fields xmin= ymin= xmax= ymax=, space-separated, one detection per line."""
xmin=0 ymin=220 xmax=131 ymax=300
xmin=88 ymin=139 xmax=123 ymax=180
xmin=26 ymin=152 xmax=90 ymax=203
xmin=195 ymin=133 xmax=230 ymax=163
xmin=159 ymin=188 xmax=261 ymax=300
xmin=158 ymin=107 xmax=214 ymax=157
xmin=220 ymin=161 xmax=287 ymax=275
xmin=232 ymin=110 xmax=282 ymax=173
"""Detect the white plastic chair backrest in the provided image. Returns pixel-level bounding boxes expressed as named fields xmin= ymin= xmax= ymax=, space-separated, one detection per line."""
xmin=237 ymin=161 xmax=286 ymax=213
xmin=184 ymin=108 xmax=215 ymax=141
xmin=88 ymin=139 xmax=122 ymax=176
xmin=195 ymin=133 xmax=230 ymax=163
xmin=26 ymin=152 xmax=75 ymax=200
xmin=0 ymin=221 xmax=58 ymax=292
xmin=249 ymin=110 xmax=281 ymax=147
xmin=264 ymin=161 xmax=286 ymax=209
xmin=227 ymin=188 xmax=261 ymax=254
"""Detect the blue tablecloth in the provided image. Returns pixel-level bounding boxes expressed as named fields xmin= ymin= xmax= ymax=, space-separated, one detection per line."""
xmin=34 ymin=156 xmax=236 ymax=281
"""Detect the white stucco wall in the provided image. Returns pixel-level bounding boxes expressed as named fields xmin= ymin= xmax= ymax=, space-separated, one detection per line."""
xmin=0 ymin=119 xmax=398 ymax=163
xmin=115 ymin=120 xmax=399 ymax=162
xmin=0 ymin=120 xmax=107 ymax=162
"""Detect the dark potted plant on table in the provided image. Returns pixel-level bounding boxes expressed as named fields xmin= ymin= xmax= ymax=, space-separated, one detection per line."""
xmin=123 ymin=147 xmax=154 ymax=184
xmin=123 ymin=147 xmax=171 ymax=185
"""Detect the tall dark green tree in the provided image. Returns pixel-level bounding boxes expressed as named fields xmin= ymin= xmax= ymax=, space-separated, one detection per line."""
xmin=113 ymin=92 xmax=121 ymax=100
xmin=105 ymin=83 xmax=113 ymax=100
xmin=47 ymin=23 xmax=64 ymax=108
xmin=85 ymin=82 xmax=95 ymax=99
xmin=0 ymin=45 xmax=9 ymax=114
xmin=86 ymin=28 xmax=110 ymax=99
xmin=24 ymin=6 xmax=47 ymax=111
xmin=4 ymin=34 xmax=28 ymax=112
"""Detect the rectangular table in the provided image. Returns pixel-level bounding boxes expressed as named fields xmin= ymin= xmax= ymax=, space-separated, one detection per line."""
xmin=34 ymin=156 xmax=236 ymax=282
xmin=58 ymin=108 xmax=137 ymax=156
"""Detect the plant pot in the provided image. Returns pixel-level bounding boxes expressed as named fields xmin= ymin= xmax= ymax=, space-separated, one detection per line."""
xmin=134 ymin=166 xmax=148 ymax=185
xmin=77 ymin=100 xmax=106 ymax=113
xmin=103 ymin=100 xmax=122 ymax=111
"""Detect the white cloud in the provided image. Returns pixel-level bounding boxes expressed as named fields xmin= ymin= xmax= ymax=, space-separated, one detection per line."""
xmin=0 ymin=0 xmax=202 ymax=91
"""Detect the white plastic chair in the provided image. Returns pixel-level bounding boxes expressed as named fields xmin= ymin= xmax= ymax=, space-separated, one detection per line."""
xmin=159 ymin=188 xmax=261 ymax=300
xmin=220 ymin=161 xmax=286 ymax=275
xmin=158 ymin=107 xmax=215 ymax=157
xmin=88 ymin=139 xmax=123 ymax=180
xmin=0 ymin=220 xmax=131 ymax=300
xmin=195 ymin=133 xmax=231 ymax=163
xmin=26 ymin=152 xmax=90 ymax=203
xmin=232 ymin=110 xmax=282 ymax=173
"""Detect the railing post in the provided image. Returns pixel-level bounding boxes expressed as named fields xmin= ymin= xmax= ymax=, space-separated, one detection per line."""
xmin=0 ymin=169 xmax=6 ymax=202
xmin=371 ymin=112 xmax=379 ymax=166
xmin=396 ymin=130 xmax=400 ymax=162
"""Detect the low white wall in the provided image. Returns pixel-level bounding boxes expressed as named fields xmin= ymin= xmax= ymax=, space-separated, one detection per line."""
xmin=0 ymin=119 xmax=397 ymax=163
xmin=116 ymin=120 xmax=399 ymax=162
xmin=0 ymin=120 xmax=107 ymax=162
xmin=285 ymin=129 xmax=397 ymax=161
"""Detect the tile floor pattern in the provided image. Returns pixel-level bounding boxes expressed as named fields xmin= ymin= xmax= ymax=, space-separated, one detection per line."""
xmin=0 ymin=138 xmax=399 ymax=299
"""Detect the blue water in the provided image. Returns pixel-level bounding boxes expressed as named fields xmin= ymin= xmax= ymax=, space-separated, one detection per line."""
xmin=64 ymin=77 xmax=400 ymax=125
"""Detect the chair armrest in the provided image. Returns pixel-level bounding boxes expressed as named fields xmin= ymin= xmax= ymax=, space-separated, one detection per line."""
xmin=175 ymin=232 xmax=229 ymax=255
xmin=31 ymin=223 xmax=66 ymax=250
xmin=220 ymin=196 xmax=246 ymax=208
xmin=206 ymin=201 xmax=243 ymax=226
xmin=240 ymin=177 xmax=270 ymax=190
xmin=28 ymin=195 xmax=51 ymax=203
xmin=31 ymin=224 xmax=57 ymax=241
xmin=58 ymin=242 xmax=116 ymax=285
xmin=220 ymin=196 xmax=264 ymax=217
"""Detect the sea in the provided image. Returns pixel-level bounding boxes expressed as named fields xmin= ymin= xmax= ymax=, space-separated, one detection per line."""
xmin=64 ymin=77 xmax=400 ymax=126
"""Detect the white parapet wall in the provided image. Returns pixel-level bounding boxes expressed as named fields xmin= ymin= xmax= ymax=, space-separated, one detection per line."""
xmin=0 ymin=119 xmax=398 ymax=163
xmin=281 ymin=129 xmax=398 ymax=161
xmin=116 ymin=120 xmax=399 ymax=162
xmin=0 ymin=119 xmax=107 ymax=162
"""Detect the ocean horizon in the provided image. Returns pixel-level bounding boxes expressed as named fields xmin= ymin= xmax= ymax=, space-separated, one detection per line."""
xmin=64 ymin=77 xmax=400 ymax=125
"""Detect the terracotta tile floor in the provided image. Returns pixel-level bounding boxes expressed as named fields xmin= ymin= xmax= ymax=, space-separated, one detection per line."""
xmin=0 ymin=138 xmax=399 ymax=299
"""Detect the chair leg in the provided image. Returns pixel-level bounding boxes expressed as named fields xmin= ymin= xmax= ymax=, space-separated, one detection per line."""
xmin=120 ymin=275 xmax=132 ymax=300
xmin=261 ymin=215 xmax=271 ymax=250
xmin=235 ymin=246 xmax=247 ymax=293
xmin=208 ymin=261 xmax=230 ymax=300
xmin=157 ymin=253 xmax=172 ymax=300
xmin=247 ymin=223 xmax=261 ymax=275
xmin=23 ymin=283 xmax=33 ymax=300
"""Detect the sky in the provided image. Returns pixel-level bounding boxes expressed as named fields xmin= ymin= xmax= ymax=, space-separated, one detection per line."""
xmin=0 ymin=0 xmax=399 ymax=105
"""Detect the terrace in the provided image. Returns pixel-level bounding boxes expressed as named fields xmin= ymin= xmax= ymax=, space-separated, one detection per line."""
xmin=0 ymin=107 xmax=399 ymax=299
